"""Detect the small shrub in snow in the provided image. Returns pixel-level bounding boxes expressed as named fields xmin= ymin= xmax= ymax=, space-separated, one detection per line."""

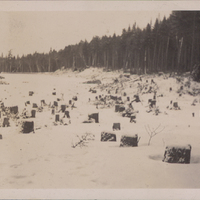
xmin=145 ymin=124 xmax=165 ymax=146
xmin=71 ymin=132 xmax=95 ymax=148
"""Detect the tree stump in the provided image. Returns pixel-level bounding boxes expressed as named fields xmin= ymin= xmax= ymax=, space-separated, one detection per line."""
xmin=173 ymin=102 xmax=179 ymax=109
xmin=22 ymin=121 xmax=34 ymax=134
xmin=61 ymin=105 xmax=66 ymax=113
xmin=64 ymin=110 xmax=70 ymax=118
xmin=130 ymin=115 xmax=136 ymax=123
xmin=31 ymin=110 xmax=36 ymax=118
xmin=3 ymin=117 xmax=10 ymax=127
xmin=32 ymin=103 xmax=38 ymax=108
xmin=101 ymin=132 xmax=116 ymax=142
xmin=119 ymin=106 xmax=125 ymax=112
xmin=51 ymin=109 xmax=55 ymax=115
xmin=55 ymin=114 xmax=60 ymax=122
xmin=127 ymin=96 xmax=130 ymax=101
xmin=115 ymin=105 xmax=120 ymax=112
xmin=41 ymin=100 xmax=46 ymax=106
xmin=120 ymin=134 xmax=139 ymax=147
xmin=0 ymin=134 xmax=2 ymax=139
xmin=72 ymin=96 xmax=78 ymax=101
xmin=53 ymin=101 xmax=58 ymax=107
xmin=112 ymin=123 xmax=121 ymax=131
xmin=69 ymin=100 xmax=72 ymax=105
xmin=52 ymin=92 xmax=56 ymax=95
xmin=88 ymin=113 xmax=99 ymax=123
xmin=163 ymin=144 xmax=191 ymax=164
xmin=10 ymin=106 xmax=18 ymax=114
xmin=29 ymin=91 xmax=34 ymax=96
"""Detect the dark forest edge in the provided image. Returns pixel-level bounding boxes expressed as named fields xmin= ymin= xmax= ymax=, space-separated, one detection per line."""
xmin=1 ymin=11 xmax=200 ymax=79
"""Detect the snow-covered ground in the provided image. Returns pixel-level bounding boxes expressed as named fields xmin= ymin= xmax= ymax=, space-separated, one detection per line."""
xmin=0 ymin=68 xmax=200 ymax=189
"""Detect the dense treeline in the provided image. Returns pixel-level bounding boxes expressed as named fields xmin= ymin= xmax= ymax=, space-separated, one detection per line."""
xmin=1 ymin=11 xmax=200 ymax=74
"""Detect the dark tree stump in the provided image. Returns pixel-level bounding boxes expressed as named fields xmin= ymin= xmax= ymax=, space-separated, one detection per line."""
xmin=72 ymin=96 xmax=78 ymax=101
xmin=10 ymin=106 xmax=18 ymax=114
xmin=51 ymin=109 xmax=55 ymax=115
xmin=55 ymin=114 xmax=60 ymax=122
xmin=112 ymin=123 xmax=121 ymax=131
xmin=127 ymin=96 xmax=130 ymax=101
xmin=88 ymin=113 xmax=99 ymax=123
xmin=41 ymin=100 xmax=46 ymax=106
xmin=162 ymin=144 xmax=191 ymax=164
xmin=52 ymin=92 xmax=56 ymax=95
xmin=92 ymin=90 xmax=97 ymax=93
xmin=25 ymin=101 xmax=30 ymax=106
xmin=32 ymin=103 xmax=38 ymax=108
xmin=22 ymin=121 xmax=34 ymax=134
xmin=130 ymin=115 xmax=136 ymax=123
xmin=120 ymin=134 xmax=139 ymax=147
xmin=169 ymin=87 xmax=172 ymax=92
xmin=119 ymin=106 xmax=125 ymax=112
xmin=101 ymin=132 xmax=116 ymax=142
xmin=31 ymin=110 xmax=36 ymax=118
xmin=115 ymin=105 xmax=120 ymax=112
xmin=3 ymin=117 xmax=10 ymax=127
xmin=69 ymin=100 xmax=72 ymax=105
xmin=173 ymin=102 xmax=179 ymax=109
xmin=29 ymin=91 xmax=34 ymax=96
xmin=148 ymin=99 xmax=156 ymax=108
xmin=53 ymin=101 xmax=58 ymax=107
xmin=64 ymin=110 xmax=70 ymax=118
xmin=0 ymin=134 xmax=2 ymax=139
xmin=61 ymin=105 xmax=66 ymax=113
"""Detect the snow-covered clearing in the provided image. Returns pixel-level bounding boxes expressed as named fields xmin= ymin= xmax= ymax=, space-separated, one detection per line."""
xmin=0 ymin=68 xmax=200 ymax=189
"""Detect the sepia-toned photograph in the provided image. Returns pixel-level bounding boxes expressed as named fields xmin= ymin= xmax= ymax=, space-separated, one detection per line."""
xmin=0 ymin=1 xmax=200 ymax=199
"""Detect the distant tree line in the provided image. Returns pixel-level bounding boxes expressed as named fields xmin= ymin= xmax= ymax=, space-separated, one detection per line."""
xmin=0 ymin=11 xmax=200 ymax=74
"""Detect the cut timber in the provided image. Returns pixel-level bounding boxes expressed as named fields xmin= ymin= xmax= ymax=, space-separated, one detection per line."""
xmin=163 ymin=144 xmax=191 ymax=164
xmin=88 ymin=113 xmax=99 ymax=123
xmin=112 ymin=123 xmax=121 ymax=131
xmin=120 ymin=134 xmax=139 ymax=147
xmin=101 ymin=132 xmax=116 ymax=142
xmin=10 ymin=106 xmax=18 ymax=114
xmin=3 ymin=117 xmax=10 ymax=127
xmin=22 ymin=121 xmax=34 ymax=134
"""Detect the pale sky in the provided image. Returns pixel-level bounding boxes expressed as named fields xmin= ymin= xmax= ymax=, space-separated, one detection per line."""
xmin=0 ymin=1 xmax=197 ymax=57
